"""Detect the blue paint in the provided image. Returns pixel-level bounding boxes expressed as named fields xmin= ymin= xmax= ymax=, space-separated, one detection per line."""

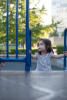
xmin=7 ymin=0 xmax=9 ymax=58
xmin=25 ymin=0 xmax=31 ymax=71
xmin=16 ymin=0 xmax=18 ymax=58
xmin=64 ymin=28 xmax=67 ymax=70
xmin=0 ymin=0 xmax=31 ymax=71
xmin=0 ymin=57 xmax=26 ymax=62
xmin=29 ymin=30 xmax=31 ymax=67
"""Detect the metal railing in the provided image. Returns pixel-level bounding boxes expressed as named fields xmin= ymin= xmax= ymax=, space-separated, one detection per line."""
xmin=0 ymin=0 xmax=31 ymax=71
xmin=64 ymin=28 xmax=67 ymax=70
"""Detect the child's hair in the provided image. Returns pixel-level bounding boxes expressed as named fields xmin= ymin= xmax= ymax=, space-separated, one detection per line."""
xmin=38 ymin=39 xmax=54 ymax=55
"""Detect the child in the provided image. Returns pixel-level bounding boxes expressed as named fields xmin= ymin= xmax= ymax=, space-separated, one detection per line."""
xmin=30 ymin=39 xmax=67 ymax=71
xmin=0 ymin=62 xmax=4 ymax=67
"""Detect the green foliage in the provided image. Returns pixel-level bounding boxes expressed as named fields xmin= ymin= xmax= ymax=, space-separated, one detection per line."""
xmin=0 ymin=0 xmax=61 ymax=47
xmin=49 ymin=32 xmax=58 ymax=37
xmin=56 ymin=45 xmax=64 ymax=54
xmin=0 ymin=0 xmax=47 ymax=45
xmin=49 ymin=18 xmax=61 ymax=37
xmin=0 ymin=48 xmax=38 ymax=54
xmin=0 ymin=45 xmax=56 ymax=54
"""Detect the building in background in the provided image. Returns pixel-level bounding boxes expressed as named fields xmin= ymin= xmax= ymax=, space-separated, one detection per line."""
xmin=52 ymin=0 xmax=67 ymax=37
xmin=31 ymin=0 xmax=67 ymax=37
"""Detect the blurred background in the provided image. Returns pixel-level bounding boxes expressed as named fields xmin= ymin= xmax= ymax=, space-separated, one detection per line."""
xmin=0 ymin=0 xmax=66 ymax=70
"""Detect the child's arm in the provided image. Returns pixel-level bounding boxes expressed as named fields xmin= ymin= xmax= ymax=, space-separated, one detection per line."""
xmin=31 ymin=54 xmax=37 ymax=59
xmin=29 ymin=50 xmax=37 ymax=59
xmin=51 ymin=54 xmax=64 ymax=59
xmin=51 ymin=51 xmax=67 ymax=59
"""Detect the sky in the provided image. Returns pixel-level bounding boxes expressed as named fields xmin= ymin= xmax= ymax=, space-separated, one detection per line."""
xmin=41 ymin=0 xmax=52 ymax=25
xmin=30 ymin=0 xmax=52 ymax=25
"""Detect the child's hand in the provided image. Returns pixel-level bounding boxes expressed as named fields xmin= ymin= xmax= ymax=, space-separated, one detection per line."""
xmin=64 ymin=51 xmax=67 ymax=56
xmin=0 ymin=62 xmax=7 ymax=67
xmin=29 ymin=50 xmax=31 ymax=54
xmin=0 ymin=63 xmax=4 ymax=67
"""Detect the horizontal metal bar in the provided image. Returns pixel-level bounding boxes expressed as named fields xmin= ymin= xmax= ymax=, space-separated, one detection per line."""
xmin=0 ymin=55 xmax=25 ymax=57
xmin=0 ymin=57 xmax=26 ymax=62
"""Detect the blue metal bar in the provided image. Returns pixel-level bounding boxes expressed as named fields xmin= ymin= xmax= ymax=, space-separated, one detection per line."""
xmin=64 ymin=28 xmax=67 ymax=70
xmin=6 ymin=0 xmax=9 ymax=58
xmin=0 ymin=0 xmax=32 ymax=71
xmin=16 ymin=0 xmax=18 ymax=58
xmin=25 ymin=0 xmax=31 ymax=71
xmin=29 ymin=30 xmax=31 ymax=67
xmin=0 ymin=57 xmax=26 ymax=62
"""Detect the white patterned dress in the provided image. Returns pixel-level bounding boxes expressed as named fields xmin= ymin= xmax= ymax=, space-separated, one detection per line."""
xmin=36 ymin=52 xmax=53 ymax=71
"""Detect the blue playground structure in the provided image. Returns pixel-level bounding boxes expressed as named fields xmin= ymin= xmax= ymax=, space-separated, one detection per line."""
xmin=0 ymin=0 xmax=31 ymax=71
xmin=0 ymin=0 xmax=67 ymax=71
xmin=64 ymin=28 xmax=67 ymax=70
xmin=0 ymin=1 xmax=67 ymax=100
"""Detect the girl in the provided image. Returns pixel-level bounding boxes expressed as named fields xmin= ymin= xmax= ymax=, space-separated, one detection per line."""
xmin=0 ymin=62 xmax=4 ymax=67
xmin=31 ymin=39 xmax=67 ymax=71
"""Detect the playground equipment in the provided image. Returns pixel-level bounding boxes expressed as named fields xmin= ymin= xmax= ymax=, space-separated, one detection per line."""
xmin=0 ymin=0 xmax=67 ymax=71
xmin=0 ymin=0 xmax=31 ymax=71
xmin=64 ymin=28 xmax=67 ymax=70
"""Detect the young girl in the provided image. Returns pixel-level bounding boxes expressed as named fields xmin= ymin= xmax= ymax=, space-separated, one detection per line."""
xmin=0 ymin=62 xmax=4 ymax=67
xmin=31 ymin=39 xmax=67 ymax=71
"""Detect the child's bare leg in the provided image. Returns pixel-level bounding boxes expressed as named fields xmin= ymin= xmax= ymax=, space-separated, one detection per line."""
xmin=0 ymin=63 xmax=4 ymax=67
xmin=0 ymin=62 xmax=7 ymax=67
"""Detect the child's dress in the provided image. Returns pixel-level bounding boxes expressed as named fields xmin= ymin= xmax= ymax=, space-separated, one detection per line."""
xmin=36 ymin=52 xmax=53 ymax=71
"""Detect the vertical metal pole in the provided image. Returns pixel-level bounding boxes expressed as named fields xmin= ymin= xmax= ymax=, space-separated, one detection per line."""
xmin=7 ymin=0 xmax=9 ymax=57
xmin=16 ymin=0 xmax=18 ymax=58
xmin=29 ymin=30 xmax=31 ymax=67
xmin=25 ymin=0 xmax=31 ymax=71
xmin=64 ymin=29 xmax=67 ymax=70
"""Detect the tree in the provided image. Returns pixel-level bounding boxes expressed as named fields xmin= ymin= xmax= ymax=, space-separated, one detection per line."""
xmin=0 ymin=0 xmax=60 ymax=47
xmin=49 ymin=17 xmax=61 ymax=37
xmin=0 ymin=0 xmax=47 ymax=47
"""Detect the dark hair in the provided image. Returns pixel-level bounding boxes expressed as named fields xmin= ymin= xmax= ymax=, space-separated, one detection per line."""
xmin=38 ymin=39 xmax=54 ymax=55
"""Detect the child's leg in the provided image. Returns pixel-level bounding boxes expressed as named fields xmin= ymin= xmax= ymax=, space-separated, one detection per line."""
xmin=0 ymin=62 xmax=6 ymax=67
xmin=0 ymin=63 xmax=3 ymax=67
